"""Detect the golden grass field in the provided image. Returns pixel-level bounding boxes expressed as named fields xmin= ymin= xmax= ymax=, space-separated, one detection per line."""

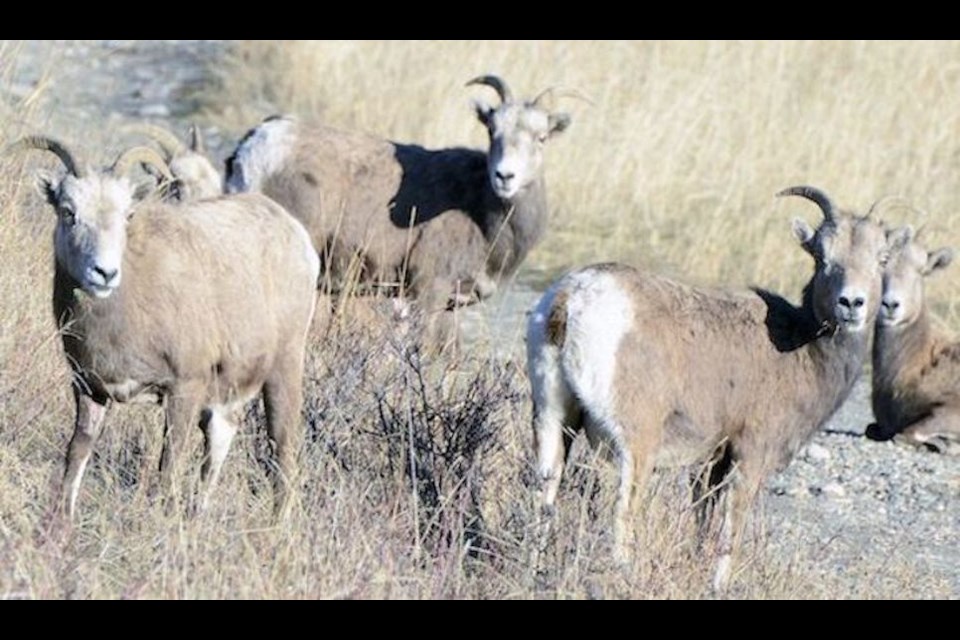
xmin=1 ymin=40 xmax=958 ymax=599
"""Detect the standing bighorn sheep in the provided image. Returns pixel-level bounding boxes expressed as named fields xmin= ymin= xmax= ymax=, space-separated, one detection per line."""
xmin=121 ymin=122 xmax=223 ymax=202
xmin=866 ymin=226 xmax=960 ymax=455
xmin=526 ymin=186 xmax=893 ymax=590
xmin=10 ymin=135 xmax=319 ymax=518
xmin=224 ymin=75 xmax=570 ymax=350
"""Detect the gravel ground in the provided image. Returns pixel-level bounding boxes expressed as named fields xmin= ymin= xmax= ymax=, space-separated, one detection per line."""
xmin=5 ymin=40 xmax=958 ymax=598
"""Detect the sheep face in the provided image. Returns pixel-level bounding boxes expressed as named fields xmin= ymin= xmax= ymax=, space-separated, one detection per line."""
xmin=878 ymin=226 xmax=954 ymax=328
xmin=795 ymin=213 xmax=888 ymax=333
xmin=477 ymin=101 xmax=569 ymax=200
xmin=42 ymin=171 xmax=135 ymax=299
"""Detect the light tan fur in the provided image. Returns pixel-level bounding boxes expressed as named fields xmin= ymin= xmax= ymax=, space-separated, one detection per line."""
xmin=527 ymin=186 xmax=891 ymax=591
xmin=13 ymin=136 xmax=318 ymax=518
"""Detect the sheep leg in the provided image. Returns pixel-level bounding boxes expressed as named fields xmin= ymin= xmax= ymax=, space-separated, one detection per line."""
xmin=712 ymin=459 xmax=762 ymax=593
xmin=611 ymin=442 xmax=640 ymax=566
xmin=895 ymin=409 xmax=960 ymax=455
xmin=198 ymin=405 xmax=239 ymax=512
xmin=421 ymin=280 xmax=459 ymax=357
xmin=529 ymin=349 xmax=581 ymax=569
xmin=62 ymin=388 xmax=110 ymax=519
xmin=691 ymin=442 xmax=735 ymax=546
xmin=262 ymin=353 xmax=305 ymax=519
xmin=158 ymin=382 xmax=203 ymax=512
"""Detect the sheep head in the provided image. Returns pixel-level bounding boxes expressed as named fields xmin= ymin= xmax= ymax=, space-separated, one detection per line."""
xmin=9 ymin=136 xmax=172 ymax=298
xmin=779 ymin=185 xmax=890 ymax=334
xmin=467 ymin=74 xmax=571 ymax=200
xmin=121 ymin=122 xmax=222 ymax=201
xmin=877 ymin=225 xmax=954 ymax=328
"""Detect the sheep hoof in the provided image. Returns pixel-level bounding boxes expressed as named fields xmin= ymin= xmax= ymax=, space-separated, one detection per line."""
xmin=864 ymin=422 xmax=895 ymax=441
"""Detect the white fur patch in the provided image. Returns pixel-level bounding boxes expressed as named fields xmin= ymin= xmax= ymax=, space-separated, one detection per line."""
xmin=526 ymin=283 xmax=569 ymax=489
xmin=225 ymin=117 xmax=297 ymax=194
xmin=67 ymin=457 xmax=90 ymax=517
xmin=290 ymin=216 xmax=320 ymax=280
xmin=560 ymin=270 xmax=635 ymax=445
xmin=200 ymin=405 xmax=239 ymax=511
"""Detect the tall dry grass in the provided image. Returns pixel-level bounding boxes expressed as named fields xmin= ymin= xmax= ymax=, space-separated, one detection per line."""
xmin=203 ymin=40 xmax=960 ymax=323
xmin=1 ymin=41 xmax=958 ymax=599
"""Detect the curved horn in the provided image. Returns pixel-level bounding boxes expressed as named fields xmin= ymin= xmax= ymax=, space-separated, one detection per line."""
xmin=188 ymin=123 xmax=205 ymax=154
xmin=531 ymin=87 xmax=557 ymax=109
xmin=111 ymin=146 xmax=174 ymax=181
xmin=777 ymin=185 xmax=837 ymax=222
xmin=6 ymin=135 xmax=85 ymax=177
xmin=466 ymin=75 xmax=513 ymax=104
xmin=119 ymin=122 xmax=185 ymax=159
xmin=866 ymin=195 xmax=928 ymax=222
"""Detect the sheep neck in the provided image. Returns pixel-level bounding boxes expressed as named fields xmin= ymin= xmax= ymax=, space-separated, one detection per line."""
xmin=871 ymin=304 xmax=935 ymax=428
xmin=483 ymin=173 xmax=548 ymax=279
xmin=763 ymin=282 xmax=872 ymax=428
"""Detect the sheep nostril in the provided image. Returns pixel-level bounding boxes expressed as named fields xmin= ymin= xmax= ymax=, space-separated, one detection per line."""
xmin=95 ymin=266 xmax=118 ymax=284
xmin=839 ymin=296 xmax=865 ymax=310
xmin=495 ymin=170 xmax=514 ymax=183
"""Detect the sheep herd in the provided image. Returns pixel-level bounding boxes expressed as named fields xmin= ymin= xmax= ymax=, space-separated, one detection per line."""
xmin=7 ymin=74 xmax=959 ymax=592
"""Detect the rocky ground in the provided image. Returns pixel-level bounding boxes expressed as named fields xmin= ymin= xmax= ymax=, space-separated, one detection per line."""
xmin=4 ymin=40 xmax=957 ymax=598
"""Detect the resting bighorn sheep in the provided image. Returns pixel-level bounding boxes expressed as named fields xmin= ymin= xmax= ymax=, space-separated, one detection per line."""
xmin=224 ymin=75 xmax=570 ymax=349
xmin=526 ymin=186 xmax=892 ymax=590
xmin=121 ymin=122 xmax=223 ymax=202
xmin=10 ymin=135 xmax=319 ymax=518
xmin=866 ymin=226 xmax=960 ymax=454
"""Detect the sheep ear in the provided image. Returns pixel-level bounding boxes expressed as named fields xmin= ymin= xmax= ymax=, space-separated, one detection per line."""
xmin=474 ymin=100 xmax=494 ymax=128
xmin=924 ymin=247 xmax=955 ymax=275
xmin=792 ymin=217 xmax=815 ymax=249
xmin=548 ymin=112 xmax=571 ymax=136
xmin=885 ymin=224 xmax=914 ymax=253
xmin=36 ymin=170 xmax=58 ymax=207
xmin=189 ymin=123 xmax=205 ymax=153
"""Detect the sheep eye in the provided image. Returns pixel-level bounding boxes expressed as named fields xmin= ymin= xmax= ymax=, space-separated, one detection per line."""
xmin=59 ymin=206 xmax=76 ymax=225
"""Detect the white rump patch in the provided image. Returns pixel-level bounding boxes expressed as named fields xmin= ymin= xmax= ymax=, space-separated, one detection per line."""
xmin=560 ymin=270 xmax=634 ymax=443
xmin=225 ymin=117 xmax=297 ymax=193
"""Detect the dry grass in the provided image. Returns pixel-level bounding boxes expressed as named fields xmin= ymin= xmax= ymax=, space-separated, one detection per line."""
xmin=1 ymin=40 xmax=958 ymax=599
xmin=202 ymin=40 xmax=960 ymax=323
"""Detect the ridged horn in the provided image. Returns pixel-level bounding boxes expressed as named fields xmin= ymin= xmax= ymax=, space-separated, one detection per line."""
xmin=119 ymin=122 xmax=185 ymax=159
xmin=6 ymin=136 xmax=85 ymax=177
xmin=112 ymin=146 xmax=174 ymax=181
xmin=466 ymin=75 xmax=513 ymax=104
xmin=777 ymin=185 xmax=837 ymax=223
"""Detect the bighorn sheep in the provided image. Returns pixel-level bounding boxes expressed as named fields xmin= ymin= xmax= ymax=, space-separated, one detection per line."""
xmin=9 ymin=135 xmax=319 ymax=518
xmin=526 ymin=186 xmax=893 ymax=590
xmin=224 ymin=75 xmax=571 ymax=350
xmin=866 ymin=226 xmax=960 ymax=454
xmin=121 ymin=122 xmax=223 ymax=202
